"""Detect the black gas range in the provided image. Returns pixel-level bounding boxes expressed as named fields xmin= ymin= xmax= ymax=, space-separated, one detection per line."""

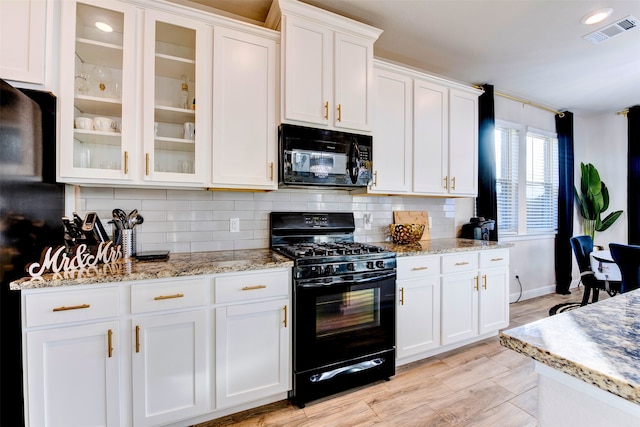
xmin=270 ymin=212 xmax=396 ymax=407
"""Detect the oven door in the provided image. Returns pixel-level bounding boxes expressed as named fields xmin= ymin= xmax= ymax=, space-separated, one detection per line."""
xmin=293 ymin=270 xmax=396 ymax=373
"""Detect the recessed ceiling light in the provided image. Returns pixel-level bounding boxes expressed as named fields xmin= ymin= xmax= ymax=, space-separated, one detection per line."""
xmin=95 ymin=21 xmax=113 ymax=32
xmin=581 ymin=8 xmax=613 ymax=25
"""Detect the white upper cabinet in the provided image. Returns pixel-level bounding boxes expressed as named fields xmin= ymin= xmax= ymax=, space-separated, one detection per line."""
xmin=277 ymin=0 xmax=381 ymax=133
xmin=211 ymin=26 xmax=278 ymax=190
xmin=448 ymin=89 xmax=479 ymax=196
xmin=0 ymin=0 xmax=47 ymax=85
xmin=142 ymin=8 xmax=212 ymax=186
xmin=359 ymin=60 xmax=480 ymax=197
xmin=370 ymin=67 xmax=412 ymax=193
xmin=58 ymin=0 xmax=137 ymax=184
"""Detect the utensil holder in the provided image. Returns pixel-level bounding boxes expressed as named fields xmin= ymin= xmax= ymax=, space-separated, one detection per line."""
xmin=114 ymin=228 xmax=136 ymax=258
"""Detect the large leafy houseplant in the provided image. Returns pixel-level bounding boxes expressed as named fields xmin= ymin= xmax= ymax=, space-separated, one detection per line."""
xmin=574 ymin=162 xmax=623 ymax=240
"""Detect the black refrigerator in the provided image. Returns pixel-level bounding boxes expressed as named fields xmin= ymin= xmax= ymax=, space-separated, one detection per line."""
xmin=0 ymin=78 xmax=65 ymax=427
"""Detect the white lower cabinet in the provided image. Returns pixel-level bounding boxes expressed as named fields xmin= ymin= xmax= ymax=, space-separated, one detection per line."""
xmin=22 ymin=268 xmax=292 ymax=427
xmin=130 ymin=277 xmax=208 ymax=426
xmin=26 ymin=321 xmax=121 ymax=427
xmin=441 ymin=249 xmax=510 ymax=346
xmin=131 ymin=310 xmax=208 ymax=426
xmin=396 ymin=248 xmax=510 ymax=365
xmin=214 ymin=270 xmax=291 ymax=408
xmin=216 ymin=298 xmax=290 ymax=408
xmin=396 ymin=255 xmax=441 ymax=360
xmin=23 ymin=286 xmax=121 ymax=427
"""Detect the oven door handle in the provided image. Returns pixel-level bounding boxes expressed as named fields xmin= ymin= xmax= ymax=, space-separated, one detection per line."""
xmin=298 ymin=271 xmax=396 ymax=288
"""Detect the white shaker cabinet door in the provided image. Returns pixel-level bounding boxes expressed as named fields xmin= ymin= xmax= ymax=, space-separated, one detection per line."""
xmin=396 ymin=276 xmax=441 ymax=359
xmin=0 ymin=0 xmax=46 ymax=85
xmin=441 ymin=271 xmax=479 ymax=346
xmin=371 ymin=67 xmax=412 ymax=193
xmin=26 ymin=321 xmax=121 ymax=427
xmin=448 ymin=88 xmax=478 ymax=196
xmin=216 ymin=298 xmax=290 ymax=408
xmin=211 ymin=27 xmax=278 ymax=189
xmin=131 ymin=310 xmax=207 ymax=427
xmin=282 ymin=15 xmax=332 ymax=126
xmin=413 ymin=78 xmax=448 ymax=195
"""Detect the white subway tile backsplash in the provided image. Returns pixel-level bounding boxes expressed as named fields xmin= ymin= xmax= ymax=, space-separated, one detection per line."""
xmin=75 ymin=187 xmax=458 ymax=253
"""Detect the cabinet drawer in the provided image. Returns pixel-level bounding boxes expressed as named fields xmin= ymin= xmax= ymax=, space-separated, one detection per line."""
xmin=215 ymin=269 xmax=289 ymax=304
xmin=442 ymin=252 xmax=478 ymax=274
xmin=131 ymin=278 xmax=208 ymax=314
xmin=397 ymin=255 xmax=440 ymax=280
xmin=25 ymin=286 xmax=119 ymax=328
xmin=480 ymin=249 xmax=509 ymax=268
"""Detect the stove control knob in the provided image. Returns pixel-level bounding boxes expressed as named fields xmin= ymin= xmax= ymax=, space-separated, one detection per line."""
xmin=376 ymin=260 xmax=385 ymax=269
xmin=324 ymin=264 xmax=335 ymax=275
xmin=366 ymin=261 xmax=375 ymax=269
xmin=346 ymin=262 xmax=355 ymax=271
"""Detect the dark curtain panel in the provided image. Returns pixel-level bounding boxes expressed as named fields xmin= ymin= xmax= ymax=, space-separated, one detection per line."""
xmin=476 ymin=84 xmax=498 ymax=241
xmin=628 ymin=106 xmax=640 ymax=244
xmin=554 ymin=111 xmax=575 ymax=294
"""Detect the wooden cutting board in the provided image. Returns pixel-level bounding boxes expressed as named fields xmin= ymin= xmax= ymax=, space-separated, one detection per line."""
xmin=393 ymin=211 xmax=430 ymax=240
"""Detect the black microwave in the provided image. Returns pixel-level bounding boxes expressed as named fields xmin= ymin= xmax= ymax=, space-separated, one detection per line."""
xmin=279 ymin=124 xmax=373 ymax=188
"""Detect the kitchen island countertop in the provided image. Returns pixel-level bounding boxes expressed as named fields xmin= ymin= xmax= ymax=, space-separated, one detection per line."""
xmin=10 ymin=249 xmax=293 ymax=291
xmin=500 ymin=289 xmax=640 ymax=405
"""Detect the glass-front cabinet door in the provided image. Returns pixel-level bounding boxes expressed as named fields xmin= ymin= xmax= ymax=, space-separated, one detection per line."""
xmin=142 ymin=9 xmax=211 ymax=184
xmin=59 ymin=0 xmax=136 ymax=182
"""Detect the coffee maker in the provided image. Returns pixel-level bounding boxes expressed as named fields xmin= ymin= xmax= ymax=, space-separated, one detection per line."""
xmin=460 ymin=217 xmax=495 ymax=240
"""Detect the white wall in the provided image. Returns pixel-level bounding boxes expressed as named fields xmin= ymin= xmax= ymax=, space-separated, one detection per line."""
xmin=71 ymin=186 xmax=457 ymax=253
xmin=574 ymin=113 xmax=628 ymax=247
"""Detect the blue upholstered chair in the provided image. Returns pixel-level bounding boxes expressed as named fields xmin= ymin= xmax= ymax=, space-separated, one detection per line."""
xmin=609 ymin=243 xmax=640 ymax=294
xmin=570 ymin=235 xmax=621 ymax=305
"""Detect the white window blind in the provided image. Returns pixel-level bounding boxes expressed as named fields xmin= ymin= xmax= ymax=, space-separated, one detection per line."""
xmin=494 ymin=125 xmax=519 ymax=234
xmin=526 ymin=129 xmax=559 ymax=233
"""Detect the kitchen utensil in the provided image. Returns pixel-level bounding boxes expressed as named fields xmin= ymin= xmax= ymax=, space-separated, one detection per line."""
xmin=113 ymin=209 xmax=128 ymax=228
xmin=127 ymin=209 xmax=138 ymax=228
xmin=131 ymin=214 xmax=144 ymax=227
xmin=393 ymin=211 xmax=430 ymax=240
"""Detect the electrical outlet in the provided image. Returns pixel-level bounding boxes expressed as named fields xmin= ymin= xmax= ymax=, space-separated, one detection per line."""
xmin=363 ymin=213 xmax=372 ymax=230
xmin=230 ymin=218 xmax=240 ymax=233
xmin=514 ymin=269 xmax=519 ymax=278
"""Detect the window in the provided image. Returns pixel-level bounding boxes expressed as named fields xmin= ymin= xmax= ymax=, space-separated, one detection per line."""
xmin=495 ymin=122 xmax=558 ymax=235
xmin=526 ymin=131 xmax=559 ymax=233
xmin=495 ymin=125 xmax=519 ymax=234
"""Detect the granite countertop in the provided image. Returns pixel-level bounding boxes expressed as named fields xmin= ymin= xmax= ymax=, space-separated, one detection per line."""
xmin=10 ymin=249 xmax=293 ymax=291
xmin=500 ymin=290 xmax=640 ymax=405
xmin=373 ymin=238 xmax=513 ymax=256
xmin=10 ymin=238 xmax=512 ymax=291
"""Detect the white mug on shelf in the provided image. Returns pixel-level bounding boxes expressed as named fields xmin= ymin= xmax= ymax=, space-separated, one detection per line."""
xmin=183 ymin=122 xmax=195 ymax=140
xmin=94 ymin=117 xmax=115 ymax=132
xmin=75 ymin=117 xmax=93 ymax=130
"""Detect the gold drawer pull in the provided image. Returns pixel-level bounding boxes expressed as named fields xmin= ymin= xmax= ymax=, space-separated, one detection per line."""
xmin=337 ymin=104 xmax=342 ymax=122
xmin=455 ymin=261 xmax=469 ymax=266
xmin=411 ymin=266 xmax=429 ymax=271
xmin=483 ymin=274 xmax=487 ymax=289
xmin=242 ymin=285 xmax=267 ymax=291
xmin=154 ymin=293 xmax=184 ymax=300
xmin=53 ymin=304 xmax=90 ymax=312
xmin=324 ymin=101 xmax=329 ymax=119
xmin=474 ymin=276 xmax=479 ymax=291
xmin=135 ymin=325 xmax=140 ymax=353
xmin=400 ymin=287 xmax=405 ymax=305
xmin=490 ymin=257 xmax=504 ymax=262
xmin=108 ymin=329 xmax=113 ymax=358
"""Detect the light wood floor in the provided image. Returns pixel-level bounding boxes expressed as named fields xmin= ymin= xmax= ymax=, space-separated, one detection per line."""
xmin=197 ymin=288 xmax=602 ymax=427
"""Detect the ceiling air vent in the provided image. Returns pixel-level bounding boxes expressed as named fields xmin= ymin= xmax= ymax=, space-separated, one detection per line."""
xmin=583 ymin=15 xmax=638 ymax=44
